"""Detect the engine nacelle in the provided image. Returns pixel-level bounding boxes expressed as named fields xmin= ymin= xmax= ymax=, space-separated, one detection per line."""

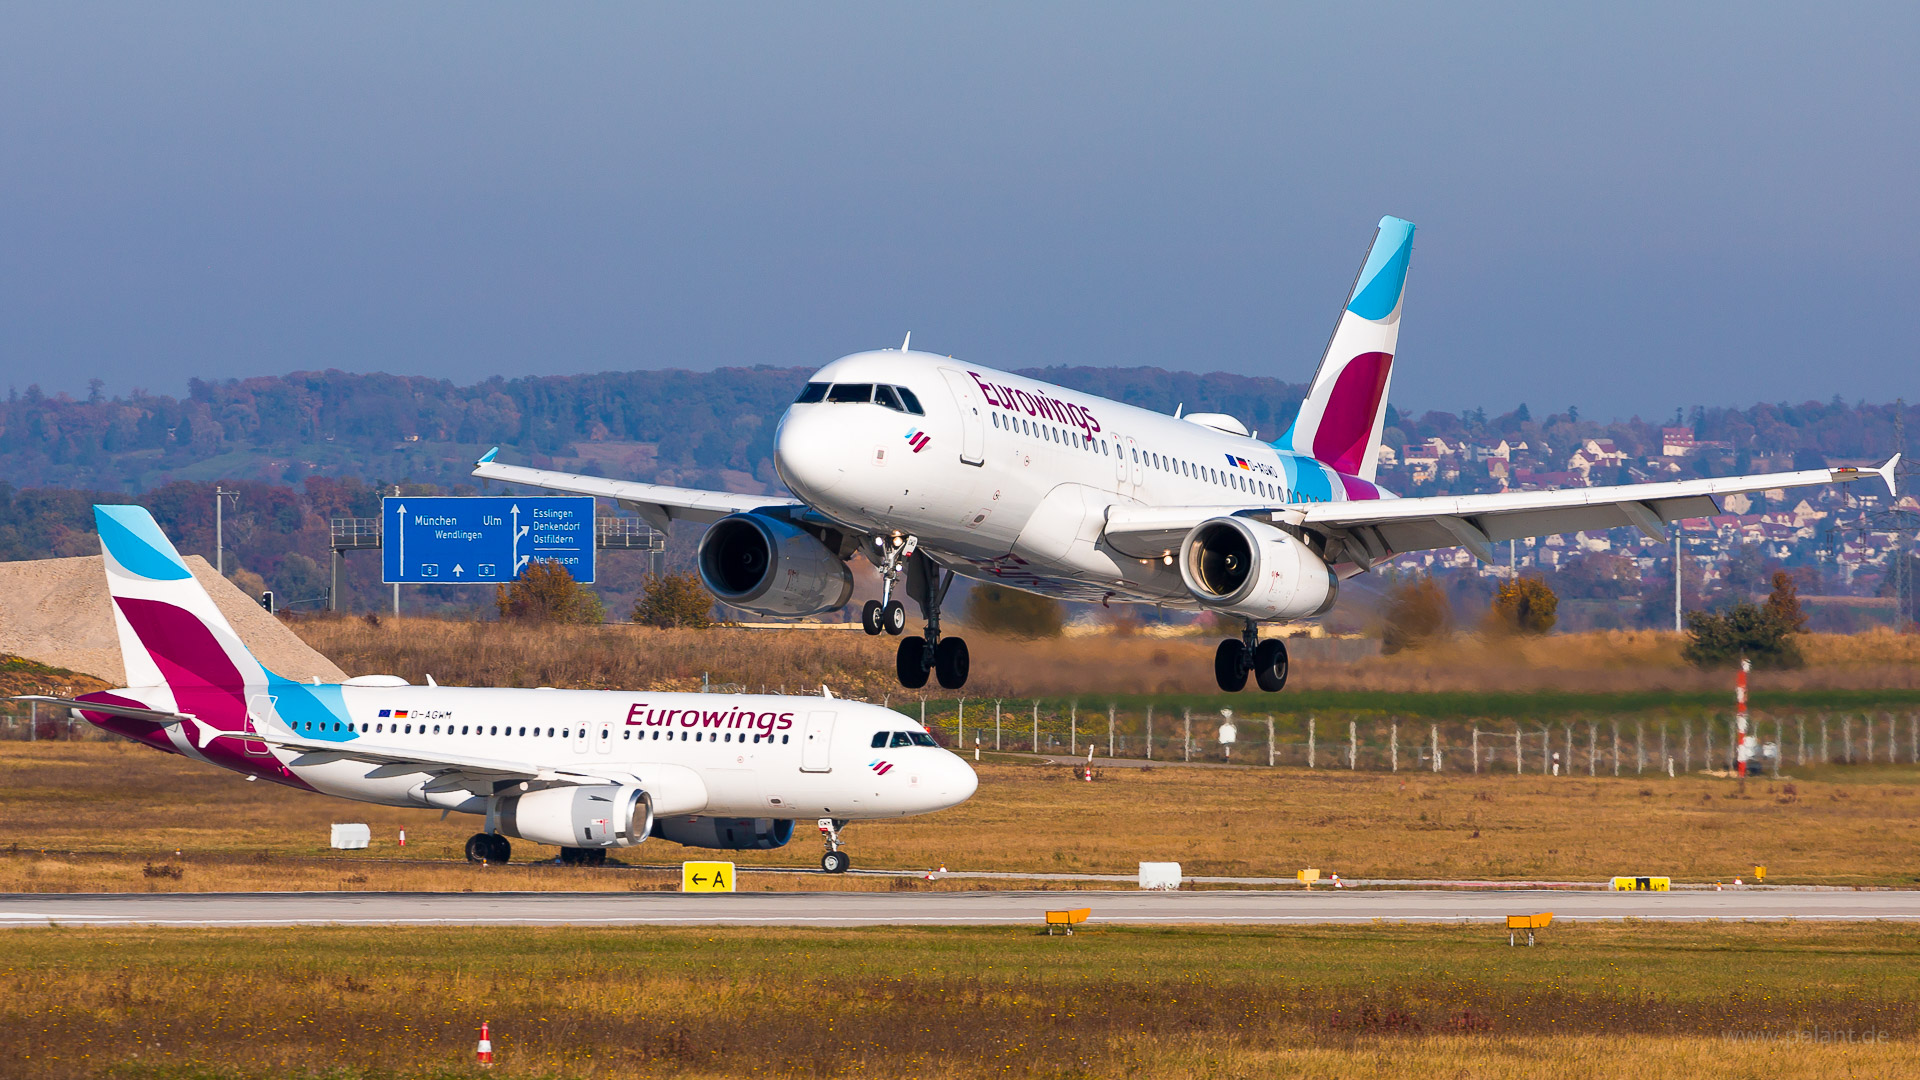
xmin=697 ymin=513 xmax=854 ymax=617
xmin=497 ymin=784 xmax=653 ymax=849
xmin=1178 ymin=516 xmax=1338 ymax=621
xmin=651 ymin=815 xmax=796 ymax=850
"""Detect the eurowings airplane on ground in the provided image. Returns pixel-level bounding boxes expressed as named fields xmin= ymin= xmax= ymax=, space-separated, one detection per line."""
xmin=16 ymin=506 xmax=977 ymax=872
xmin=476 ymin=216 xmax=1900 ymax=694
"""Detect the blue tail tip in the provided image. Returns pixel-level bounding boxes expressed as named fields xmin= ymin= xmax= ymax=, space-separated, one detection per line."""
xmin=478 ymin=446 xmax=500 ymax=464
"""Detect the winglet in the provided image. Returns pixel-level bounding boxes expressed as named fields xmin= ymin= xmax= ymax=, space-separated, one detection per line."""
xmin=478 ymin=446 xmax=500 ymax=465
xmin=1878 ymin=454 xmax=1901 ymax=497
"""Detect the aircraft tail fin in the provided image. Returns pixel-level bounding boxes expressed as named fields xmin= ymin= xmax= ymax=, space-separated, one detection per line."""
xmin=93 ymin=505 xmax=270 ymax=704
xmin=1276 ymin=216 xmax=1414 ymax=484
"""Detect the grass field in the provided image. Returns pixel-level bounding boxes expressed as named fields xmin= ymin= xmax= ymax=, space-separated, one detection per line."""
xmin=4 ymin=922 xmax=1918 ymax=1078
xmin=6 ymin=740 xmax=1919 ymax=890
xmin=287 ymin=617 xmax=1920 ymax=699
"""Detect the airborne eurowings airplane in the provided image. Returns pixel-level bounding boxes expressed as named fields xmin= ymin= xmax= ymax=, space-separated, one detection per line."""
xmin=475 ymin=217 xmax=1899 ymax=694
xmin=17 ymin=506 xmax=976 ymax=873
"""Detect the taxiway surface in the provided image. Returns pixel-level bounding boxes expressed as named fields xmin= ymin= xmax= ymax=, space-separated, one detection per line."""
xmin=2 ymin=888 xmax=1915 ymax=927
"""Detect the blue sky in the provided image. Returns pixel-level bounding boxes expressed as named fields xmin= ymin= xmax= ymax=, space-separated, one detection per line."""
xmin=2 ymin=3 xmax=1914 ymax=420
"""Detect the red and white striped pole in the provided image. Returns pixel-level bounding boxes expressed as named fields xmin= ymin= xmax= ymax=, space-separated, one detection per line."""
xmin=1734 ymin=657 xmax=1751 ymax=776
xmin=476 ymin=1020 xmax=493 ymax=1067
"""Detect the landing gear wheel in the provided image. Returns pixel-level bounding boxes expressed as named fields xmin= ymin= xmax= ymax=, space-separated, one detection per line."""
xmin=822 ymin=850 xmax=851 ymax=874
xmin=883 ymin=600 xmax=908 ymax=636
xmin=486 ymin=835 xmax=512 ymax=864
xmin=1253 ymin=638 xmax=1289 ymax=692
xmin=559 ymin=846 xmax=604 ymax=866
xmin=585 ymin=848 xmax=607 ymax=867
xmin=934 ymin=636 xmax=970 ymax=689
xmin=1214 ymin=638 xmax=1249 ymax=692
xmin=465 ymin=834 xmax=492 ymax=864
xmin=861 ymin=600 xmax=885 ymax=636
xmin=896 ymin=636 xmax=931 ymax=689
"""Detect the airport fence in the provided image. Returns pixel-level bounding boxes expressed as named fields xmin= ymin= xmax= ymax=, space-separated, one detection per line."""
xmin=9 ymin=695 xmax=1919 ymax=776
xmin=0 ymin=699 xmax=112 ymax=742
xmin=904 ymin=698 xmax=1920 ymax=776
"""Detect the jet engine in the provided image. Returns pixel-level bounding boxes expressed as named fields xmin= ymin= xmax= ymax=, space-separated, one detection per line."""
xmin=651 ymin=816 xmax=796 ymax=850
xmin=697 ymin=513 xmax=854 ymax=617
xmin=1178 ymin=517 xmax=1337 ymax=621
xmin=497 ymin=784 xmax=653 ymax=849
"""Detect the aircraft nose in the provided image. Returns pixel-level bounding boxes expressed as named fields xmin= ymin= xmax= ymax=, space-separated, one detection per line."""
xmin=774 ymin=407 xmax=845 ymax=499
xmin=937 ymin=753 xmax=979 ymax=808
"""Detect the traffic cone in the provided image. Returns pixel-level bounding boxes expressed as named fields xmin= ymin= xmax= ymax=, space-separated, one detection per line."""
xmin=476 ymin=1020 xmax=493 ymax=1067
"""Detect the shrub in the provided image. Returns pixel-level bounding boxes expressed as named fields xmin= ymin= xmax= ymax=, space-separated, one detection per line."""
xmin=965 ymin=583 xmax=1064 ymax=638
xmin=1382 ymin=575 xmax=1450 ymax=653
xmin=1490 ymin=576 xmax=1558 ymax=635
xmin=495 ymin=560 xmax=606 ymax=624
xmin=1763 ymin=570 xmax=1808 ymax=633
xmin=1682 ymin=595 xmax=1804 ymax=670
xmin=631 ymin=572 xmax=715 ymax=629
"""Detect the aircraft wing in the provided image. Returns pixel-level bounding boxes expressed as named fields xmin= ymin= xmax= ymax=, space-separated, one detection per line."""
xmin=471 ymin=450 xmax=799 ymax=532
xmin=1103 ymin=457 xmax=1899 ymax=566
xmin=12 ymin=695 xmax=193 ymax=725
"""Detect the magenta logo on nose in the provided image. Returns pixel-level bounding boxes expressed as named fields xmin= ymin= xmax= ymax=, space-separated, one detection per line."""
xmin=903 ymin=429 xmax=930 ymax=453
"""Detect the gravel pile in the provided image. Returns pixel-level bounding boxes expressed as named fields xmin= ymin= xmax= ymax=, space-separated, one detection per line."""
xmin=0 ymin=554 xmax=348 ymax=686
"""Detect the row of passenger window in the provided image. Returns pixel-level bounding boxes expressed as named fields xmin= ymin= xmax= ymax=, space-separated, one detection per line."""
xmin=1133 ymin=447 xmax=1283 ymax=501
xmin=990 ymin=410 xmax=1290 ymax=502
xmin=299 ymin=719 xmax=789 ymax=745
xmin=870 ymin=730 xmax=940 ymax=748
xmin=630 ymin=729 xmax=790 ymax=744
xmin=793 ymin=382 xmax=926 ymax=414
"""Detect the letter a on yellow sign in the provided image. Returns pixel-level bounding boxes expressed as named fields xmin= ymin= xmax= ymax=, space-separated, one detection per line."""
xmin=682 ymin=861 xmax=736 ymax=893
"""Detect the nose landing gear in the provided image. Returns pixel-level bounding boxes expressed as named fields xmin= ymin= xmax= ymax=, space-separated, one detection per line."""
xmin=818 ymin=817 xmax=851 ymax=873
xmin=863 ymin=536 xmax=916 ymax=636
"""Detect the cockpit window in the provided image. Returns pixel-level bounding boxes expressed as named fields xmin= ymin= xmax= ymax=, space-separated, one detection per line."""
xmin=889 ymin=731 xmax=913 ymax=748
xmin=909 ymin=732 xmax=938 ymax=747
xmin=897 ymin=387 xmax=925 ymax=414
xmin=826 ymin=383 xmax=874 ymax=404
xmin=871 ymin=731 xmax=888 ymax=748
xmin=874 ymin=385 xmax=905 ymax=412
xmin=795 ymin=382 xmax=829 ymax=404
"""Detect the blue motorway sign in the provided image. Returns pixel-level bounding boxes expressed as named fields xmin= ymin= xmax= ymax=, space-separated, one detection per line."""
xmin=381 ymin=497 xmax=595 ymax=584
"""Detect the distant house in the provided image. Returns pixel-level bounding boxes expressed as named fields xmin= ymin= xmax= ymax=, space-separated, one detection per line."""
xmin=1566 ymin=438 xmax=1627 ymax=479
xmin=1661 ymin=427 xmax=1698 ymax=456
xmin=1376 ymin=443 xmax=1398 ymax=467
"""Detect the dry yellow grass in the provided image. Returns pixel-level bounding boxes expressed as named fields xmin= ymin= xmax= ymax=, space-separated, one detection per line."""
xmin=282 ymin=616 xmax=1920 ymax=698
xmin=5 ymin=922 xmax=1918 ymax=1079
xmin=5 ymin=740 xmax=1918 ymax=889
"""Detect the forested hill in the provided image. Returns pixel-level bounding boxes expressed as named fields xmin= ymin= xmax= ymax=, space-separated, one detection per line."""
xmin=0 ymin=365 xmax=1909 ymax=495
xmin=1 ymin=366 xmax=1319 ymax=494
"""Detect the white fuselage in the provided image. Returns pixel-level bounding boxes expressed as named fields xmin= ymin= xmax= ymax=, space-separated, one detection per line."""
xmin=774 ymin=350 xmax=1392 ymax=605
xmin=129 ymin=682 xmax=976 ymax=823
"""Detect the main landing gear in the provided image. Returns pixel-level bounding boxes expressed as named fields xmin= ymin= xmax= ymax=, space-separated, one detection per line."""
xmin=819 ymin=817 xmax=851 ymax=873
xmin=861 ymin=536 xmax=913 ymax=636
xmin=1214 ymin=620 xmax=1289 ymax=693
xmin=558 ymin=847 xmax=608 ymax=867
xmin=465 ymin=833 xmax=512 ymax=864
xmin=895 ymin=557 xmax=969 ymax=690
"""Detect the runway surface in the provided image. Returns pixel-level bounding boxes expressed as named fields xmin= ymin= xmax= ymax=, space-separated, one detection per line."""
xmin=2 ymin=888 xmax=1916 ymax=927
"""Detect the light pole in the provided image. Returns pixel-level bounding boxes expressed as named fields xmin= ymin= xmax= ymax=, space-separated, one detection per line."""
xmin=1673 ymin=531 xmax=1682 ymax=632
xmin=214 ymin=487 xmax=240 ymax=576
